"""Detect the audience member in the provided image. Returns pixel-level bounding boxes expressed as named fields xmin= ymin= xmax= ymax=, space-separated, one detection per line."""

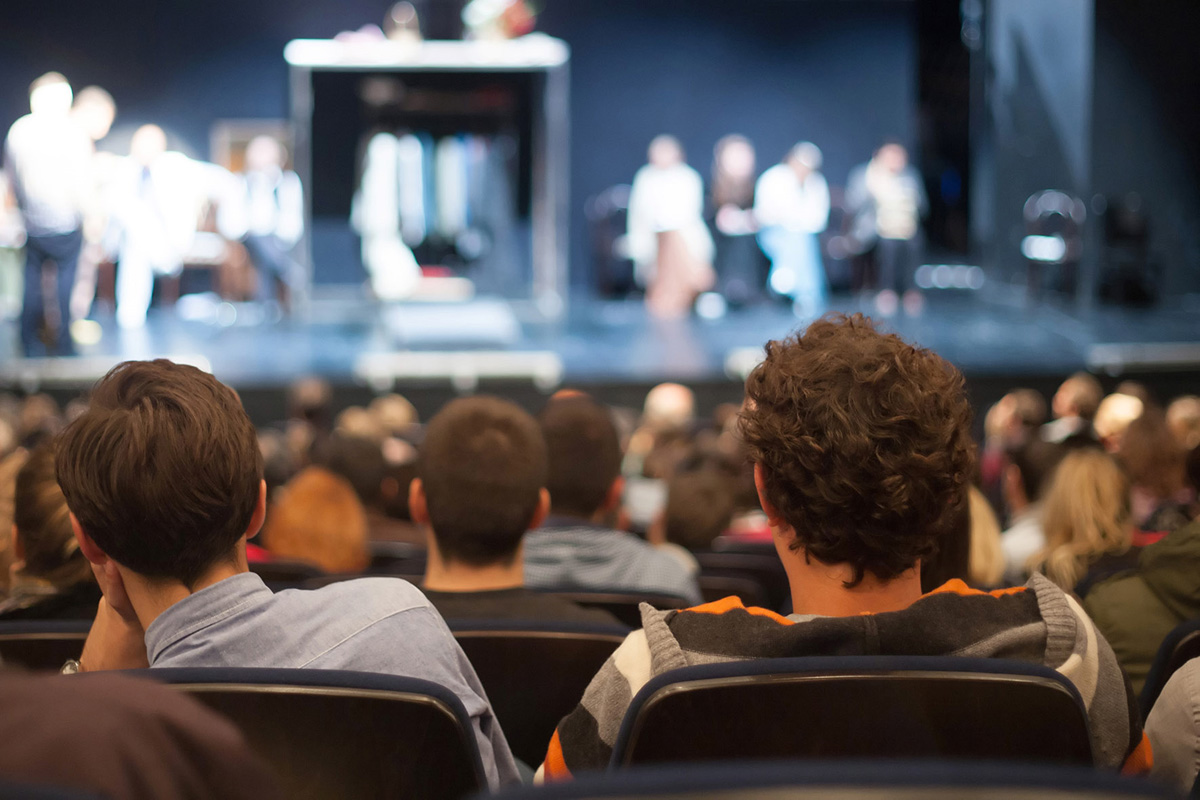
xmin=1084 ymin=517 xmax=1200 ymax=696
xmin=965 ymin=485 xmax=1005 ymax=588
xmin=538 ymin=315 xmax=1145 ymax=779
xmin=315 ymin=432 xmax=423 ymax=545
xmin=1166 ymin=395 xmax=1200 ymax=452
xmin=262 ymin=466 xmax=370 ymax=574
xmin=0 ymin=444 xmax=99 ymax=620
xmin=1093 ymin=393 xmax=1143 ymax=453
xmin=1043 ymin=372 xmax=1103 ymax=445
xmin=1031 ymin=448 xmax=1135 ymax=597
xmin=1119 ymin=409 xmax=1193 ymax=536
xmin=1144 ymin=656 xmax=1200 ymax=794
xmin=999 ymin=437 xmax=1065 ymax=585
xmin=54 ymin=360 xmax=518 ymax=789
xmin=416 ymin=396 xmax=620 ymax=626
xmin=524 ymin=395 xmax=702 ymax=605
xmin=647 ymin=466 xmax=736 ymax=575
xmin=0 ymin=671 xmax=283 ymax=800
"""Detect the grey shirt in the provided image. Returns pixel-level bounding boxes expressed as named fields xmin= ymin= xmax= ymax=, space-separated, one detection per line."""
xmin=1146 ymin=658 xmax=1200 ymax=793
xmin=523 ymin=521 xmax=703 ymax=605
xmin=145 ymin=572 xmax=519 ymax=789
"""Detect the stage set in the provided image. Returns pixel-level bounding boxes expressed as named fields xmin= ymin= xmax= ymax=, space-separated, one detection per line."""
xmin=2 ymin=0 xmax=1198 ymax=420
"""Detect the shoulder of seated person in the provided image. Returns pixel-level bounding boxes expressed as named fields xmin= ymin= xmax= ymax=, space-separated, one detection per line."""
xmin=307 ymin=575 xmax=429 ymax=601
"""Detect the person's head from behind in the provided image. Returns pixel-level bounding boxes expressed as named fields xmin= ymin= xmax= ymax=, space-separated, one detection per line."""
xmin=739 ymin=314 xmax=975 ymax=588
xmin=539 ymin=396 xmax=623 ymax=520
xmin=648 ymin=135 xmax=683 ymax=169
xmin=1166 ymin=395 xmax=1200 ymax=452
xmin=412 ymin=396 xmax=548 ymax=568
xmin=642 ymin=382 xmax=695 ymax=433
xmin=1005 ymin=437 xmax=1066 ymax=514
xmin=313 ymin=433 xmax=387 ymax=510
xmin=55 ymin=360 xmax=265 ymax=590
xmin=1120 ymin=408 xmax=1186 ymax=501
xmin=13 ymin=444 xmax=91 ymax=591
xmin=72 ymin=86 xmax=115 ymax=142
xmin=1036 ymin=447 xmax=1130 ymax=591
xmin=29 ymin=72 xmax=72 ymax=117
xmin=263 ymin=467 xmax=368 ymax=574
xmin=661 ymin=468 xmax=735 ymax=553
xmin=1053 ymin=372 xmax=1103 ymax=421
xmin=1094 ymin=393 xmax=1143 ymax=453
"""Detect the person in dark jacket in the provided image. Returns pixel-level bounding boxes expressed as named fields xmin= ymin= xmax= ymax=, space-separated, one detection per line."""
xmin=1084 ymin=518 xmax=1200 ymax=696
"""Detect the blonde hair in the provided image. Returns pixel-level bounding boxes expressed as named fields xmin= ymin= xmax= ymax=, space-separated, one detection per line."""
xmin=967 ymin=486 xmax=1005 ymax=588
xmin=264 ymin=467 xmax=369 ymax=574
xmin=1033 ymin=449 xmax=1132 ymax=591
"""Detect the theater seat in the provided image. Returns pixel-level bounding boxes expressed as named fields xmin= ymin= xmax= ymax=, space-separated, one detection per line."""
xmin=137 ymin=667 xmax=486 ymax=800
xmin=483 ymin=760 xmax=1174 ymax=800
xmin=610 ymin=656 xmax=1094 ymax=768
xmin=0 ymin=620 xmax=90 ymax=671
xmin=451 ymin=622 xmax=629 ymax=767
xmin=1141 ymin=618 xmax=1200 ymax=720
xmin=539 ymin=591 xmax=688 ymax=627
xmin=249 ymin=559 xmax=325 ymax=590
xmin=0 ymin=779 xmax=102 ymax=799
xmin=692 ymin=552 xmax=790 ymax=612
xmin=697 ymin=575 xmax=767 ymax=608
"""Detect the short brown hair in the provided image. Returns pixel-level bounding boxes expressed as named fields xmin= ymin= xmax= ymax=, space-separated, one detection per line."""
xmin=664 ymin=468 xmax=736 ymax=552
xmin=264 ymin=467 xmax=369 ymax=574
xmin=55 ymin=360 xmax=263 ymax=587
xmin=539 ymin=396 xmax=622 ymax=517
xmin=739 ymin=314 xmax=975 ymax=586
xmin=419 ymin=396 xmax=546 ymax=566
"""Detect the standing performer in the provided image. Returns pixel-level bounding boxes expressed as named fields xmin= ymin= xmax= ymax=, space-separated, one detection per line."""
xmin=4 ymin=73 xmax=94 ymax=356
xmin=626 ymin=135 xmax=714 ymax=318
xmin=218 ymin=135 xmax=306 ymax=314
xmin=69 ymin=86 xmax=117 ymax=323
xmin=845 ymin=140 xmax=927 ymax=317
xmin=708 ymin=135 xmax=761 ymax=307
xmin=754 ymin=142 xmax=830 ymax=317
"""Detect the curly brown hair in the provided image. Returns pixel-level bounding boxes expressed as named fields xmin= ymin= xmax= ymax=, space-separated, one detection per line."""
xmin=739 ymin=314 xmax=975 ymax=586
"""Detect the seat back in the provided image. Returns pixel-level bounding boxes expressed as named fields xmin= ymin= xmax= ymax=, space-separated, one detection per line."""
xmin=1141 ymin=617 xmax=1200 ymax=718
xmin=141 ymin=668 xmax=485 ymax=800
xmin=697 ymin=575 xmax=768 ymax=608
xmin=451 ymin=622 xmax=628 ymax=766
xmin=0 ymin=621 xmax=90 ymax=670
xmin=249 ymin=559 xmax=324 ymax=591
xmin=692 ymin=552 xmax=790 ymax=612
xmin=541 ymin=591 xmax=688 ymax=628
xmin=485 ymin=760 xmax=1173 ymax=800
xmin=611 ymin=657 xmax=1093 ymax=769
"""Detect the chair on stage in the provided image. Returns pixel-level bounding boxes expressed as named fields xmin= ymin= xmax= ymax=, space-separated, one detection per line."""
xmin=692 ymin=551 xmax=790 ymax=612
xmin=609 ymin=656 xmax=1094 ymax=769
xmin=484 ymin=760 xmax=1173 ymax=800
xmin=1140 ymin=617 xmax=1200 ymax=719
xmin=138 ymin=668 xmax=485 ymax=800
xmin=538 ymin=591 xmax=688 ymax=628
xmin=450 ymin=621 xmax=629 ymax=767
xmin=0 ymin=620 xmax=90 ymax=671
xmin=697 ymin=575 xmax=767 ymax=608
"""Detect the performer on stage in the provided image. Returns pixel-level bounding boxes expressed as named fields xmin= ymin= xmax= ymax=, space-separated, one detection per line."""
xmin=218 ymin=135 xmax=306 ymax=313
xmin=626 ymin=135 xmax=714 ymax=318
xmin=708 ymin=135 xmax=762 ymax=307
xmin=845 ymin=140 xmax=927 ymax=317
xmin=754 ymin=141 xmax=830 ymax=317
xmin=68 ymin=86 xmax=117 ymax=324
xmin=4 ymin=73 xmax=94 ymax=356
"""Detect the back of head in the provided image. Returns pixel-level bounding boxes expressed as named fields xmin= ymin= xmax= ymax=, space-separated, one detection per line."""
xmin=1167 ymin=395 xmax=1200 ymax=451
xmin=13 ymin=444 xmax=90 ymax=589
xmin=1120 ymin=408 xmax=1186 ymax=499
xmin=55 ymin=360 xmax=263 ymax=588
xmin=420 ymin=396 xmax=546 ymax=566
xmin=642 ymin=382 xmax=695 ymax=432
xmin=1008 ymin=436 xmax=1066 ymax=505
xmin=264 ymin=466 xmax=368 ymax=574
xmin=539 ymin=396 xmax=622 ymax=519
xmin=1054 ymin=372 xmax=1103 ymax=420
xmin=1009 ymin=388 xmax=1048 ymax=431
xmin=1094 ymin=393 xmax=1144 ymax=450
xmin=314 ymin=433 xmax=387 ymax=508
xmin=664 ymin=468 xmax=736 ymax=552
xmin=1038 ymin=448 xmax=1131 ymax=590
xmin=739 ymin=313 xmax=975 ymax=586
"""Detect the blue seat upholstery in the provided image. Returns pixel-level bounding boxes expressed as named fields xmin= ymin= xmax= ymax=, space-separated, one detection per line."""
xmin=610 ymin=656 xmax=1094 ymax=768
xmin=484 ymin=760 xmax=1175 ymax=800
xmin=135 ymin=667 xmax=486 ymax=800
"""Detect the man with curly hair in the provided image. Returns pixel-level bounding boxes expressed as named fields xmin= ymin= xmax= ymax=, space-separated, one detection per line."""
xmin=538 ymin=314 xmax=1149 ymax=780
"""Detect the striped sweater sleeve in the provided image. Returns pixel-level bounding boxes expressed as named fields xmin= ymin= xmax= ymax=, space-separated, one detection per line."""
xmin=537 ymin=629 xmax=655 ymax=782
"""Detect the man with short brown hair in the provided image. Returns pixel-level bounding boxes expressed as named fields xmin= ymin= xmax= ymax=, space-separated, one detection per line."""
xmin=56 ymin=360 xmax=518 ymax=789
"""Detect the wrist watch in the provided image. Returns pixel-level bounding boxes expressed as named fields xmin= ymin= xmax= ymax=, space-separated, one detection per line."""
xmin=60 ymin=659 xmax=82 ymax=675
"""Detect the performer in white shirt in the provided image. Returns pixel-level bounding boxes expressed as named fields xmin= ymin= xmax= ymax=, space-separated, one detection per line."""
xmin=625 ymin=135 xmax=714 ymax=318
xmin=754 ymin=141 xmax=830 ymax=318
xmin=217 ymin=135 xmax=305 ymax=311
xmin=4 ymin=72 xmax=94 ymax=356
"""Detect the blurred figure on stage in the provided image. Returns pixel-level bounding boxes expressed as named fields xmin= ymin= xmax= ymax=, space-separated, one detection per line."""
xmin=218 ymin=135 xmax=306 ymax=315
xmin=68 ymin=86 xmax=117 ymax=325
xmin=4 ymin=73 xmax=94 ymax=356
xmin=626 ymin=135 xmax=714 ymax=318
xmin=754 ymin=141 xmax=830 ymax=317
xmin=708 ymin=135 xmax=761 ymax=308
xmin=106 ymin=124 xmax=220 ymax=329
xmin=846 ymin=140 xmax=927 ymax=317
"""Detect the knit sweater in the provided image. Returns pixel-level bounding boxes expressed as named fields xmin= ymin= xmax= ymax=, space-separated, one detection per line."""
xmin=539 ymin=575 xmax=1150 ymax=779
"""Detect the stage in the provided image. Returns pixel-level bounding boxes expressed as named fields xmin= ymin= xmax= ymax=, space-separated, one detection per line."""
xmin=3 ymin=282 xmax=1199 ymax=425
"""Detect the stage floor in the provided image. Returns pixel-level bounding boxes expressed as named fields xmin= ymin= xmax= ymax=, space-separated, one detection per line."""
xmin=2 ymin=287 xmax=1199 ymax=394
